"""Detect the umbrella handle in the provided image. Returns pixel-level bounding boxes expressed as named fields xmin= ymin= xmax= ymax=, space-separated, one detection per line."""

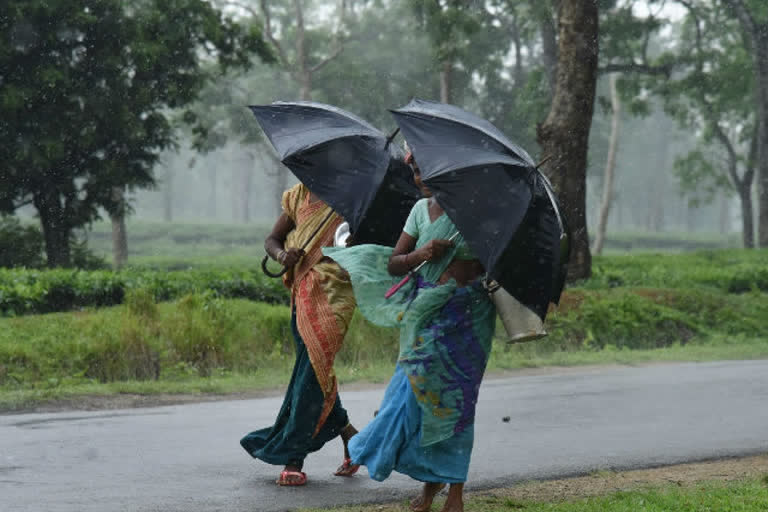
xmin=384 ymin=128 xmax=400 ymax=149
xmin=260 ymin=210 xmax=336 ymax=279
xmin=261 ymin=254 xmax=289 ymax=278
xmin=384 ymin=274 xmax=412 ymax=299
xmin=384 ymin=231 xmax=460 ymax=299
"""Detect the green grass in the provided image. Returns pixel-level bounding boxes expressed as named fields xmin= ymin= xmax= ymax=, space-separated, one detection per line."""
xmin=2 ymin=246 xmax=767 ymax=411
xmin=598 ymin=229 xmax=741 ymax=251
xmin=1 ymin=280 xmax=767 ymax=411
xmin=301 ymin=478 xmax=768 ymax=511
xmin=85 ymin=220 xmax=270 ymax=269
xmin=586 ymin=249 xmax=768 ymax=292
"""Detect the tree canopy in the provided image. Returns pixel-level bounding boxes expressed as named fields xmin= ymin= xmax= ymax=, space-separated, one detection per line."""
xmin=0 ymin=0 xmax=272 ymax=266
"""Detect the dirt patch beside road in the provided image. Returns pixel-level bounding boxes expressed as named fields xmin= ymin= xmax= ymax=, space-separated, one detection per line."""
xmin=308 ymin=454 xmax=768 ymax=511
xmin=480 ymin=453 xmax=768 ymax=503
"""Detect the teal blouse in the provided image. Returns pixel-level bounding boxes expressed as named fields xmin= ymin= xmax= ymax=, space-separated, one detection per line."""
xmin=404 ymin=199 xmax=476 ymax=260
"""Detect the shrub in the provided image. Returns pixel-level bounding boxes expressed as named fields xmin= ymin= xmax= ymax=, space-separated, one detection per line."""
xmin=166 ymin=292 xmax=237 ymax=376
xmin=0 ymin=267 xmax=289 ymax=316
xmin=0 ymin=216 xmax=45 ymax=268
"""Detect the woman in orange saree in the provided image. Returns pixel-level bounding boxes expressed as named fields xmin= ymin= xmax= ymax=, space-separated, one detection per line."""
xmin=240 ymin=183 xmax=359 ymax=486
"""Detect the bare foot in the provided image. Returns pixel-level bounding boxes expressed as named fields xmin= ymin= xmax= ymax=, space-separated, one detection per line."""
xmin=438 ymin=500 xmax=463 ymax=512
xmin=340 ymin=423 xmax=358 ymax=460
xmin=439 ymin=483 xmax=464 ymax=512
xmin=410 ymin=482 xmax=446 ymax=512
xmin=334 ymin=424 xmax=360 ymax=477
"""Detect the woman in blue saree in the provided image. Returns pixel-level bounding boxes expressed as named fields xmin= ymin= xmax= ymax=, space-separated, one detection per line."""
xmin=324 ymin=151 xmax=496 ymax=512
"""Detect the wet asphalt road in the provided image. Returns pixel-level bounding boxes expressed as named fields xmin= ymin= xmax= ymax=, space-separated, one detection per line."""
xmin=2 ymin=360 xmax=768 ymax=512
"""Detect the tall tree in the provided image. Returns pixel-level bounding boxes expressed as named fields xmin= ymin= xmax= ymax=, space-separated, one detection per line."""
xmin=411 ymin=0 xmax=484 ymax=104
xmin=719 ymin=0 xmax=768 ymax=245
xmin=537 ymin=0 xmax=599 ymax=281
xmin=203 ymin=0 xmax=349 ymax=203
xmin=0 ymin=0 xmax=271 ymax=266
xmin=593 ymin=73 xmax=621 ymax=254
xmin=648 ymin=1 xmax=757 ymax=247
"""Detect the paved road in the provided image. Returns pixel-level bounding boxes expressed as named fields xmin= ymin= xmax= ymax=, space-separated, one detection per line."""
xmin=3 ymin=360 xmax=768 ymax=512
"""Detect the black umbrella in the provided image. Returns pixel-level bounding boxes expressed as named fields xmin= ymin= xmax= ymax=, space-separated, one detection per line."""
xmin=391 ymin=99 xmax=569 ymax=320
xmin=249 ymin=101 xmax=420 ymax=247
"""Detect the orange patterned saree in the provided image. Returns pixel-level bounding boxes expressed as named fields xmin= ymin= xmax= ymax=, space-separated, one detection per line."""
xmin=281 ymin=184 xmax=356 ymax=435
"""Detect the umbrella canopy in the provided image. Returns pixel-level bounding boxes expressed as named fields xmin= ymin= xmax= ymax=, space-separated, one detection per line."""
xmin=250 ymin=101 xmax=419 ymax=246
xmin=391 ymin=99 xmax=568 ymax=320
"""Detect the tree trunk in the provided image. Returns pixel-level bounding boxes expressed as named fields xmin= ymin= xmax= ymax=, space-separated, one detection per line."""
xmin=439 ymin=60 xmax=453 ymax=104
xmin=232 ymin=166 xmax=241 ymax=222
xmin=298 ymin=71 xmax=312 ymax=101
xmin=686 ymin=204 xmax=695 ymax=233
xmin=110 ymin=187 xmax=128 ymax=269
xmin=726 ymin=2 xmax=768 ymax=245
xmin=207 ymin=167 xmax=217 ymax=220
xmin=536 ymin=0 xmax=599 ymax=281
xmin=294 ymin=0 xmax=312 ymax=102
xmin=34 ymin=190 xmax=71 ymax=268
xmin=510 ymin=14 xmax=525 ymax=85
xmin=719 ymin=193 xmax=729 ymax=234
xmin=738 ymin=183 xmax=755 ymax=248
xmin=262 ymin=144 xmax=288 ymax=218
xmin=755 ymin=36 xmax=768 ymax=246
xmin=539 ymin=9 xmax=559 ymax=93
xmin=593 ymin=74 xmax=621 ymax=255
xmin=163 ymin=167 xmax=173 ymax=222
xmin=241 ymin=162 xmax=253 ymax=223
xmin=617 ymin=196 xmax=624 ymax=228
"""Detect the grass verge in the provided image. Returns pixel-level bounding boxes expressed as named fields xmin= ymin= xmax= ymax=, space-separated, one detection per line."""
xmin=2 ymin=249 xmax=767 ymax=412
xmin=299 ymin=455 xmax=768 ymax=512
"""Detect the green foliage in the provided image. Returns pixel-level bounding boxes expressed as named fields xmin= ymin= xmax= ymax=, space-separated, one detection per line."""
xmin=85 ymin=220 xmax=272 ymax=259
xmin=0 ymin=216 xmax=45 ymax=268
xmin=585 ymin=250 xmax=768 ymax=293
xmin=640 ymin=2 xmax=757 ymax=223
xmin=559 ymin=292 xmax=698 ymax=350
xmin=0 ymin=0 xmax=272 ymax=266
xmin=0 ymin=267 xmax=287 ymax=316
xmin=0 ymin=251 xmax=766 ymax=399
xmin=0 ymin=297 xmax=288 ymax=387
xmin=165 ymin=292 xmax=236 ymax=376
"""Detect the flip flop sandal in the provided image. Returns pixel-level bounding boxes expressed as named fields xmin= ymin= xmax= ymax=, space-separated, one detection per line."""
xmin=334 ymin=457 xmax=360 ymax=477
xmin=276 ymin=470 xmax=307 ymax=486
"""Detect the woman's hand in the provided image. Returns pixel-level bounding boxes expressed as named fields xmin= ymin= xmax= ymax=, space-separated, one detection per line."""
xmin=278 ymin=248 xmax=305 ymax=268
xmin=415 ymin=238 xmax=454 ymax=262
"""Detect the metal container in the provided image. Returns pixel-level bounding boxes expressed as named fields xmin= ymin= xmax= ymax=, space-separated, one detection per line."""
xmin=484 ymin=278 xmax=547 ymax=343
xmin=334 ymin=222 xmax=351 ymax=248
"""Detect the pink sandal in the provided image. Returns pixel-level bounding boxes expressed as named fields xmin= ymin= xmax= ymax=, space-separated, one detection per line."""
xmin=334 ymin=457 xmax=360 ymax=477
xmin=276 ymin=470 xmax=307 ymax=486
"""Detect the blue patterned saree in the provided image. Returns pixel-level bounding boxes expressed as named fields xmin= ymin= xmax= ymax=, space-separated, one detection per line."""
xmin=324 ymin=201 xmax=495 ymax=483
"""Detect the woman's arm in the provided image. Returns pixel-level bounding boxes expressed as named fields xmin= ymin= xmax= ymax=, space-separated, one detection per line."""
xmin=387 ymin=232 xmax=454 ymax=276
xmin=264 ymin=213 xmax=303 ymax=268
xmin=387 ymin=232 xmax=418 ymax=276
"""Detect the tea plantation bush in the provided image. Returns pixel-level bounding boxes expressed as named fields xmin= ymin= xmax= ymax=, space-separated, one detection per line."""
xmin=0 ymin=267 xmax=288 ymax=316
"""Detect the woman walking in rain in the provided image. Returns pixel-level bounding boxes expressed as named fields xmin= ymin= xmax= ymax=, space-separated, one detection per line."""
xmin=324 ymin=147 xmax=496 ymax=512
xmin=240 ymin=183 xmax=359 ymax=486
